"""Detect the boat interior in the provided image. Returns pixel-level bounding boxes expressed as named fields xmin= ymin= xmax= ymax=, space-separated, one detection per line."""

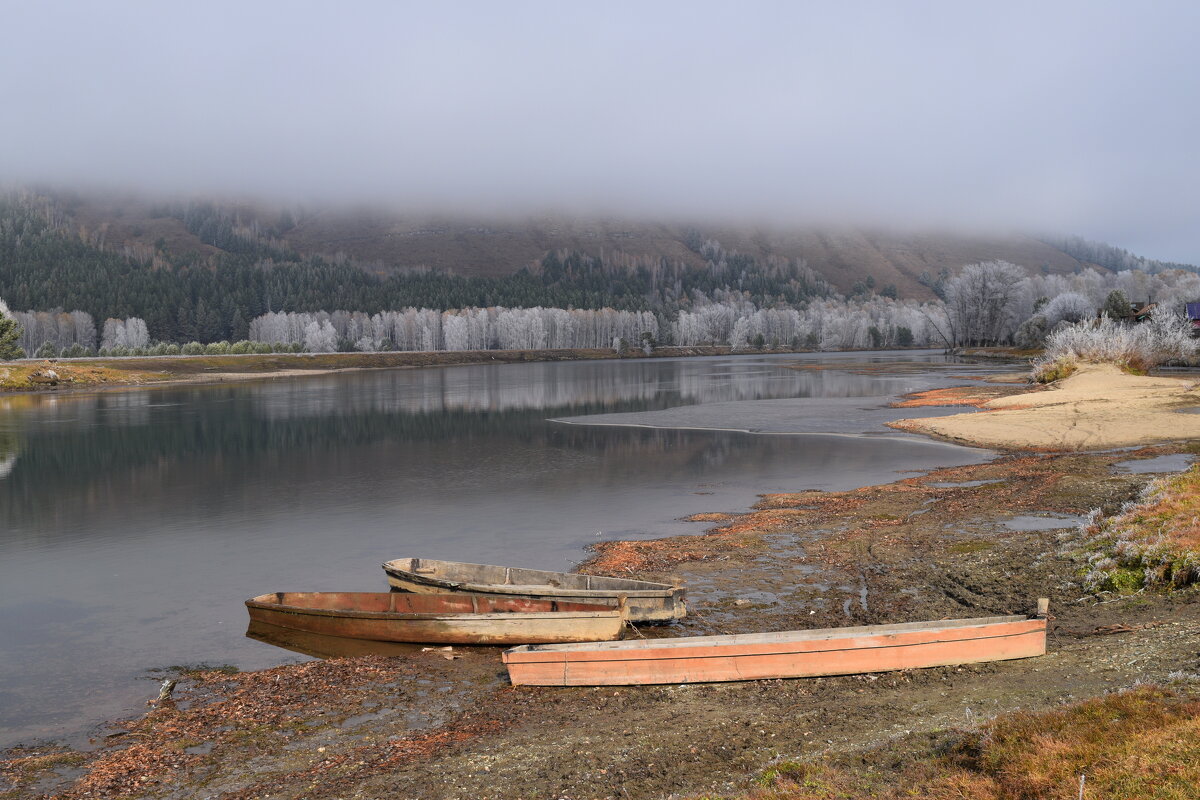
xmin=386 ymin=557 xmax=673 ymax=592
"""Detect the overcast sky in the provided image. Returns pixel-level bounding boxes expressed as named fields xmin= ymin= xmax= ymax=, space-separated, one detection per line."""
xmin=3 ymin=1 xmax=1198 ymax=262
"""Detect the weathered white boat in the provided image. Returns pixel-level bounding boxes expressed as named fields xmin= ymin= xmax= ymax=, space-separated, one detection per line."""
xmin=503 ymin=607 xmax=1048 ymax=686
xmin=382 ymin=557 xmax=686 ymax=623
xmin=245 ymin=591 xmax=627 ymax=645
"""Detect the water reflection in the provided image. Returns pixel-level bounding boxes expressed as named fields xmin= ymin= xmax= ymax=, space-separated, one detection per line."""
xmin=0 ymin=353 xmax=995 ymax=748
xmin=245 ymin=621 xmax=428 ymax=660
xmin=0 ymin=427 xmax=18 ymax=480
xmin=0 ymin=357 xmax=955 ymax=536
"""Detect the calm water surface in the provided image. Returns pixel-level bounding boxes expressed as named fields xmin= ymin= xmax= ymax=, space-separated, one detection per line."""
xmin=0 ymin=351 xmax=995 ymax=746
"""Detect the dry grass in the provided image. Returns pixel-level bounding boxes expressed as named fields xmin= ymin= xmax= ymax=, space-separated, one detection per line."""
xmin=0 ymin=362 xmax=168 ymax=391
xmin=1083 ymin=465 xmax=1200 ymax=592
xmin=1032 ymin=355 xmax=1079 ymax=383
xmin=741 ymin=686 xmax=1200 ymax=800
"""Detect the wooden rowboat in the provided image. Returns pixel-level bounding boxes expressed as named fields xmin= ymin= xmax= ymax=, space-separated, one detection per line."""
xmin=503 ymin=607 xmax=1048 ymax=686
xmin=382 ymin=557 xmax=686 ymax=624
xmin=245 ymin=591 xmax=627 ymax=646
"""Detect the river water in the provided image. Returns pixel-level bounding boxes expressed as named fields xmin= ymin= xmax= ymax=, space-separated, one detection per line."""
xmin=0 ymin=351 xmax=997 ymax=747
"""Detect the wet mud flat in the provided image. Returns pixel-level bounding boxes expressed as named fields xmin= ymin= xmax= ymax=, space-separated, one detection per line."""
xmin=4 ymin=447 xmax=1200 ymax=799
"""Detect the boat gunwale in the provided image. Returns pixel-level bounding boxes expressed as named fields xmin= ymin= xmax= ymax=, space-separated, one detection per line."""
xmin=392 ymin=579 xmax=678 ymax=600
xmin=504 ymin=614 xmax=1034 ymax=657
xmin=503 ymin=626 xmax=1043 ymax=666
xmin=382 ymin=558 xmax=680 ymax=597
xmin=246 ymin=594 xmax=625 ymax=623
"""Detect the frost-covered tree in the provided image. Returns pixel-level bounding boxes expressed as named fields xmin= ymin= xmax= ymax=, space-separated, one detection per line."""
xmin=124 ymin=318 xmax=149 ymax=349
xmin=303 ymin=320 xmax=337 ymax=353
xmin=1041 ymin=292 xmax=1094 ymax=327
xmin=101 ymin=318 xmax=126 ymax=350
xmin=99 ymin=317 xmax=150 ymax=351
xmin=943 ymin=261 xmax=1027 ymax=345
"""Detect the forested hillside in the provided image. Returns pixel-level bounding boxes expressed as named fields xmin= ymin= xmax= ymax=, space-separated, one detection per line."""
xmin=3 ymin=188 xmax=1199 ymax=355
xmin=34 ymin=189 xmax=1125 ymax=293
xmin=0 ymin=190 xmax=835 ymax=343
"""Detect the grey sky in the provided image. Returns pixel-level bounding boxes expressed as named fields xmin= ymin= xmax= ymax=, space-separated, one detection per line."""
xmin=3 ymin=1 xmax=1198 ymax=262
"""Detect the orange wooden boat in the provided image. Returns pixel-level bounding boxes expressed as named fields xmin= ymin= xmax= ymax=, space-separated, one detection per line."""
xmin=503 ymin=605 xmax=1048 ymax=686
xmin=245 ymin=591 xmax=626 ymax=646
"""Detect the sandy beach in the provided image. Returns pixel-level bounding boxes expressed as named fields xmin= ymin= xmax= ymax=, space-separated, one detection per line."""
xmin=894 ymin=363 xmax=1200 ymax=450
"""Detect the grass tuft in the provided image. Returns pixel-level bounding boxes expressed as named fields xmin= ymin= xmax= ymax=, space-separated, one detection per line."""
xmin=1081 ymin=465 xmax=1200 ymax=592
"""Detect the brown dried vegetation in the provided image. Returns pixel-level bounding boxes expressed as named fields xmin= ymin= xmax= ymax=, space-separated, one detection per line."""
xmin=741 ymin=686 xmax=1200 ymax=800
xmin=889 ymin=384 xmax=1030 ymax=409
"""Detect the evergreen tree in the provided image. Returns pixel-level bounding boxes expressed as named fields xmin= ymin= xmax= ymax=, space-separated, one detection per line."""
xmin=1103 ymin=289 xmax=1131 ymax=319
xmin=0 ymin=301 xmax=23 ymax=359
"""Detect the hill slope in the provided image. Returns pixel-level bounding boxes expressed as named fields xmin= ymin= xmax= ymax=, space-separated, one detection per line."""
xmin=51 ymin=191 xmax=1098 ymax=299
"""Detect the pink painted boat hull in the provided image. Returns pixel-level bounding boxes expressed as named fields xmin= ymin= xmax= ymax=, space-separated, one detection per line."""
xmin=503 ymin=614 xmax=1046 ymax=686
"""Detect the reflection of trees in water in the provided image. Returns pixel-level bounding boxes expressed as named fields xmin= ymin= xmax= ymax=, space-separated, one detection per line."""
xmin=240 ymin=360 xmax=906 ymax=421
xmin=248 ymin=363 xmax=836 ymax=420
xmin=6 ymin=360 xmax=833 ymax=482
xmin=2 ymin=360 xmax=930 ymax=533
xmin=1 ymin=417 xmax=783 ymax=540
xmin=0 ymin=392 xmax=779 ymax=532
xmin=0 ymin=426 xmax=19 ymax=480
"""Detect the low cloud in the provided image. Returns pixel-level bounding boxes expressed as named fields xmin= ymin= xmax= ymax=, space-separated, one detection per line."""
xmin=3 ymin=1 xmax=1197 ymax=261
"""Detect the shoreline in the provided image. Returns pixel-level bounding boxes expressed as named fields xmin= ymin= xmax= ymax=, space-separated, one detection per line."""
xmin=0 ymin=345 xmax=746 ymax=395
xmin=0 ymin=345 xmax=967 ymax=396
xmin=6 ymin=359 xmax=1200 ymax=798
xmin=6 ymin=452 xmax=1199 ymax=797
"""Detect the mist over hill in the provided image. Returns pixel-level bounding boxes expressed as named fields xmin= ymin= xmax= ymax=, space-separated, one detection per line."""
xmin=35 ymin=188 xmax=1195 ymax=296
xmin=2 ymin=186 xmax=1197 ymax=352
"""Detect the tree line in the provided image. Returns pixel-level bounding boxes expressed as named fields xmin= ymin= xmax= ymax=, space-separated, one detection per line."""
xmin=5 ymin=190 xmax=1200 ymax=357
xmin=0 ymin=192 xmax=834 ymax=346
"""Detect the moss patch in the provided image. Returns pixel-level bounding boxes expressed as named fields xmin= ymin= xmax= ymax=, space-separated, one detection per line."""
xmin=944 ymin=541 xmax=994 ymax=555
